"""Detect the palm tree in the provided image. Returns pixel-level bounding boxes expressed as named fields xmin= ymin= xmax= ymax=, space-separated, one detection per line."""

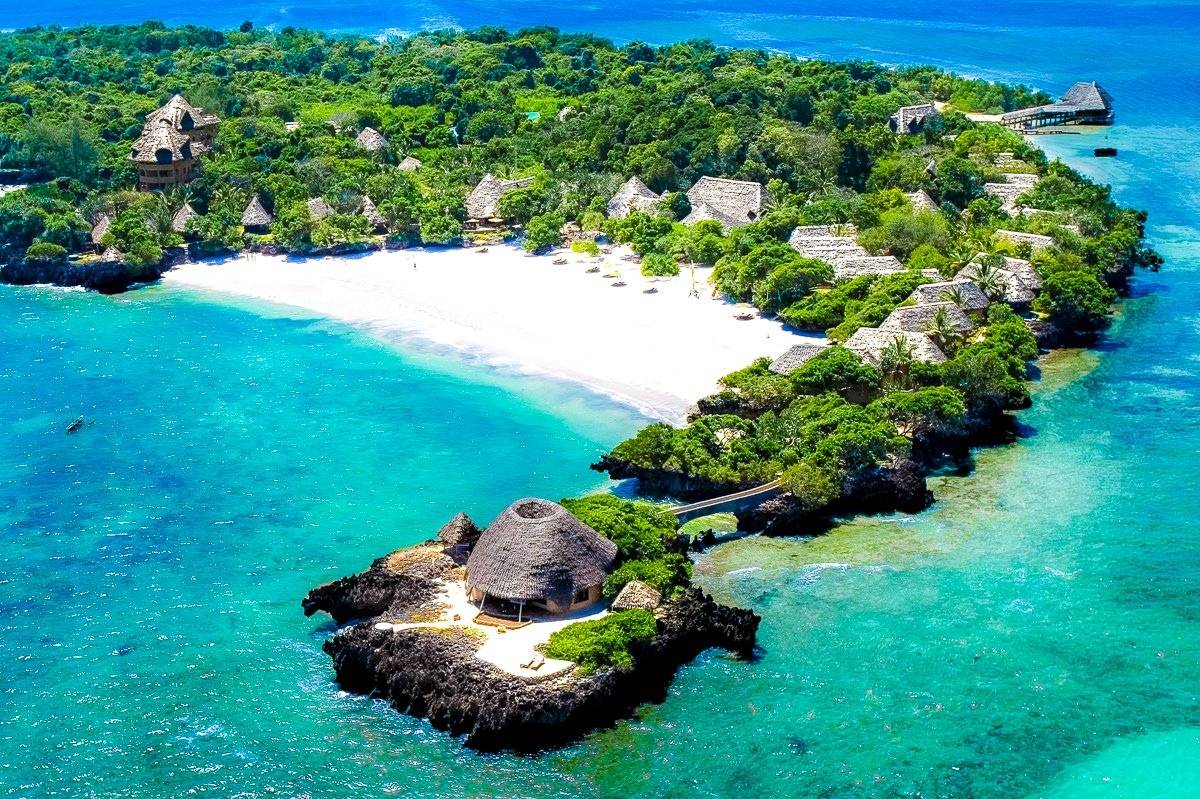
xmin=938 ymin=285 xmax=969 ymax=307
xmin=879 ymin=336 xmax=916 ymax=389
xmin=926 ymin=306 xmax=963 ymax=354
xmin=969 ymin=256 xmax=1007 ymax=301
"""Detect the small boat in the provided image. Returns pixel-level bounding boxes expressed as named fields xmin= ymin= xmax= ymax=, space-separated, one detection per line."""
xmin=552 ymin=257 xmax=568 ymax=265
xmin=586 ymin=266 xmax=600 ymax=273
xmin=611 ymin=281 xmax=627 ymax=287
xmin=1094 ymin=147 xmax=1118 ymax=157
xmin=643 ymin=287 xmax=659 ymax=294
xmin=734 ymin=311 xmax=756 ymax=321
xmin=66 ymin=416 xmax=85 ymax=434
xmin=475 ymin=247 xmax=490 ymax=253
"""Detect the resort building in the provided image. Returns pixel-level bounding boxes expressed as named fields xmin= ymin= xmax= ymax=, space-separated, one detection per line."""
xmin=90 ymin=214 xmax=111 ymax=251
xmin=881 ymin=302 xmax=974 ymax=335
xmin=130 ymin=94 xmax=220 ymax=189
xmin=398 ymin=155 xmax=422 ymax=172
xmin=1001 ymin=81 xmax=1115 ymax=129
xmin=465 ymin=498 xmax=617 ymax=616
xmin=907 ymin=279 xmax=991 ymax=313
xmin=465 ymin=174 xmax=535 ymax=224
xmin=889 ymin=103 xmax=938 ymax=134
xmin=607 ymin=177 xmax=664 ymax=219
xmin=355 ymin=126 xmax=389 ymax=153
xmin=682 ymin=176 xmax=768 ymax=230
xmin=955 ymin=261 xmax=1037 ymax=305
xmin=359 ymin=196 xmax=387 ymax=232
xmin=906 ymin=190 xmax=939 ymax=211
xmin=845 ymin=327 xmax=947 ymax=367
xmin=130 ymin=119 xmax=196 ymax=188
xmin=307 ymin=197 xmax=335 ymax=221
xmin=242 ymin=196 xmax=273 ymax=233
xmin=833 ymin=255 xmax=907 ymax=281
xmin=983 ymin=172 xmax=1040 ymax=214
xmin=145 ymin=94 xmax=220 ymax=149
xmin=768 ymin=342 xmax=829 ymax=375
xmin=995 ymin=229 xmax=1054 ymax=252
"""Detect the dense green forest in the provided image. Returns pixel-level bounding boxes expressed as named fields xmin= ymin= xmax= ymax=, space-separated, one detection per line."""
xmin=0 ymin=22 xmax=1160 ymax=534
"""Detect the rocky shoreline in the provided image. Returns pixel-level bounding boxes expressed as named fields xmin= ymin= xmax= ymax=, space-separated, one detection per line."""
xmin=304 ymin=545 xmax=760 ymax=751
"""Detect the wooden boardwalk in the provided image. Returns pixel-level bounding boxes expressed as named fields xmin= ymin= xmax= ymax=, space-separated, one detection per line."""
xmin=670 ymin=478 xmax=784 ymax=519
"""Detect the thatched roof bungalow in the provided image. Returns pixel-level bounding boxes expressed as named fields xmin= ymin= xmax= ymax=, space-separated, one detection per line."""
xmin=995 ymin=229 xmax=1054 ymax=251
xmin=954 ymin=263 xmax=1036 ymax=305
xmin=983 ymin=172 xmax=1039 ymax=214
xmin=307 ymin=197 xmax=334 ymax=221
xmin=682 ymin=177 xmax=768 ymax=230
xmin=889 ymin=103 xmax=938 ymax=134
xmin=466 ymin=174 xmax=535 ymax=221
xmin=466 ymin=498 xmax=617 ymax=615
xmin=844 ymin=327 xmax=947 ymax=367
xmin=355 ymin=126 xmax=389 ymax=153
xmin=881 ymin=302 xmax=974 ymax=335
xmin=242 ymin=196 xmax=273 ymax=232
xmin=906 ymin=190 xmax=939 ymax=211
xmin=768 ymin=343 xmax=829 ymax=375
xmin=787 ymin=225 xmax=870 ymax=267
xmin=611 ymin=579 xmax=662 ymax=611
xmin=398 ymin=155 xmax=422 ymax=172
xmin=359 ymin=196 xmax=387 ymax=232
xmin=100 ymin=246 xmax=124 ymax=263
xmin=171 ymin=203 xmax=198 ymax=234
xmin=833 ymin=256 xmax=907 ymax=281
xmin=130 ymin=119 xmax=196 ymax=188
xmin=607 ymin=177 xmax=663 ymax=219
xmin=90 ymin=214 xmax=111 ymax=248
xmin=908 ymin=279 xmax=990 ymax=313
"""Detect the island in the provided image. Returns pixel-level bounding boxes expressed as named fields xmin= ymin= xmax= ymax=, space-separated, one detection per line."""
xmin=303 ymin=496 xmax=759 ymax=751
xmin=0 ymin=23 xmax=1161 ymax=747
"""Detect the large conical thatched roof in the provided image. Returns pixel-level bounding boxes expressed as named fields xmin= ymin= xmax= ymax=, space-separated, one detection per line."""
xmin=242 ymin=195 xmax=273 ymax=227
xmin=130 ymin=119 xmax=193 ymax=164
xmin=611 ymin=579 xmax=661 ymax=611
xmin=466 ymin=498 xmax=617 ymax=605
xmin=437 ymin=512 xmax=481 ymax=546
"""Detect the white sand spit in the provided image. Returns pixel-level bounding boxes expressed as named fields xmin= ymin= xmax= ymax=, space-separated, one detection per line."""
xmin=164 ymin=245 xmax=825 ymax=422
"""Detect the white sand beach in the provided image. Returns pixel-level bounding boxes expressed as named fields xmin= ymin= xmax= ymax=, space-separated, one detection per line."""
xmin=164 ymin=245 xmax=824 ymax=422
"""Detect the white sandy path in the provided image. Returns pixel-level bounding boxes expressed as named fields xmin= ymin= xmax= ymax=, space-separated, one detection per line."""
xmin=164 ymin=245 xmax=825 ymax=422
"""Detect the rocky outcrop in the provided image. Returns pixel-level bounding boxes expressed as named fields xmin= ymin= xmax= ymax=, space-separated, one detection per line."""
xmin=308 ymin=558 xmax=759 ymax=751
xmin=1 ymin=254 xmax=175 ymax=294
xmin=590 ymin=456 xmax=758 ymax=501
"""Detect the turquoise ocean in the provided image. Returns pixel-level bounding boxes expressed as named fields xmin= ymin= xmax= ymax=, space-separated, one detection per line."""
xmin=1 ymin=2 xmax=1198 ymax=797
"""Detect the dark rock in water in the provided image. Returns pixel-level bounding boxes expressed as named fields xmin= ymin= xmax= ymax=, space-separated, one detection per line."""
xmin=2 ymin=255 xmax=171 ymax=294
xmin=306 ymin=551 xmax=759 ymax=751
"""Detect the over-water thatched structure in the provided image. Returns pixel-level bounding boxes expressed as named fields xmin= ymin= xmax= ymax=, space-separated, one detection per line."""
xmin=466 ymin=498 xmax=617 ymax=615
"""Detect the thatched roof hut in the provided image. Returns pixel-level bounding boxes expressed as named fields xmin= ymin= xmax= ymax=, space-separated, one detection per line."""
xmin=833 ymin=256 xmax=907 ymax=281
xmin=995 ymin=229 xmax=1054 ymax=251
xmin=983 ymin=172 xmax=1039 ymax=213
xmin=307 ymin=197 xmax=334 ymax=221
xmin=466 ymin=174 xmax=535 ymax=220
xmin=91 ymin=214 xmax=111 ymax=246
xmin=844 ymin=327 xmax=947 ymax=367
xmin=787 ymin=225 xmax=870 ymax=266
xmin=881 ymin=302 xmax=974 ymax=334
xmin=768 ymin=343 xmax=829 ymax=375
xmin=611 ymin=579 xmax=662 ymax=611
xmin=683 ymin=176 xmax=767 ymax=230
xmin=908 ymin=279 xmax=990 ymax=313
xmin=954 ymin=263 xmax=1036 ymax=305
xmin=359 ymin=196 xmax=387 ymax=232
xmin=242 ymin=196 xmax=273 ymax=230
xmin=130 ymin=119 xmax=193 ymax=164
xmin=466 ymin=498 xmax=617 ymax=611
xmin=355 ymin=126 xmax=389 ymax=152
xmin=398 ymin=155 xmax=422 ymax=172
xmin=100 ymin=246 xmax=124 ymax=263
xmin=437 ymin=512 xmax=482 ymax=547
xmin=906 ymin=190 xmax=938 ymax=211
xmin=171 ymin=203 xmax=198 ymax=234
xmin=607 ymin=177 xmax=663 ymax=219
xmin=889 ymin=103 xmax=938 ymax=134
xmin=146 ymin=94 xmax=220 ymax=135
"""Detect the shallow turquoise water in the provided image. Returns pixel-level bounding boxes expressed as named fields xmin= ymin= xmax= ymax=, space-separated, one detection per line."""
xmin=2 ymin=3 xmax=1199 ymax=797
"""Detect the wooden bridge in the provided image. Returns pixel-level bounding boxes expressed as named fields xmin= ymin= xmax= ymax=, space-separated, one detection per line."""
xmin=669 ymin=478 xmax=784 ymax=521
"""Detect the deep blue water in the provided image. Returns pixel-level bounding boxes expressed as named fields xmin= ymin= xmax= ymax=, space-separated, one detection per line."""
xmin=2 ymin=2 xmax=1199 ymax=797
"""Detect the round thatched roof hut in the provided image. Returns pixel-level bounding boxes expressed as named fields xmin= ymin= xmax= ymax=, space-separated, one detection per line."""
xmin=466 ymin=498 xmax=617 ymax=614
xmin=437 ymin=511 xmax=481 ymax=547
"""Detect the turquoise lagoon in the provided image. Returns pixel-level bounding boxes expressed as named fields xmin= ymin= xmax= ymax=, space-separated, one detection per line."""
xmin=2 ymin=2 xmax=1199 ymax=797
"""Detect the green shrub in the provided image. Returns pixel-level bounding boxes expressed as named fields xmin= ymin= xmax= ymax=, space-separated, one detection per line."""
xmin=560 ymin=494 xmax=678 ymax=562
xmin=780 ymin=460 xmax=840 ymax=512
xmin=602 ymin=554 xmax=692 ymax=597
xmin=26 ymin=241 xmax=67 ymax=261
xmin=543 ymin=609 xmax=657 ymax=674
xmin=641 ymin=251 xmax=679 ymax=276
xmin=571 ymin=239 xmax=600 ymax=256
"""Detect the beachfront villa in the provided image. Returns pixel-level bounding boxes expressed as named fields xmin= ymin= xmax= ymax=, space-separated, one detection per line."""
xmin=242 ymin=196 xmax=273 ymax=233
xmin=995 ymin=229 xmax=1055 ymax=251
xmin=465 ymin=498 xmax=617 ymax=617
xmin=984 ymin=172 xmax=1040 ymax=214
xmin=906 ymin=190 xmax=939 ymax=211
xmin=466 ymin=174 xmax=535 ymax=228
xmin=89 ymin=214 xmax=111 ymax=252
xmin=607 ymin=177 xmax=663 ymax=219
xmin=682 ymin=176 xmax=768 ymax=230
xmin=1001 ymin=81 xmax=1115 ymax=129
xmin=908 ymin=279 xmax=991 ymax=313
xmin=130 ymin=94 xmax=220 ymax=189
xmin=889 ymin=103 xmax=938 ymax=134
xmin=881 ymin=302 xmax=975 ymax=335
xmin=845 ymin=327 xmax=948 ymax=366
